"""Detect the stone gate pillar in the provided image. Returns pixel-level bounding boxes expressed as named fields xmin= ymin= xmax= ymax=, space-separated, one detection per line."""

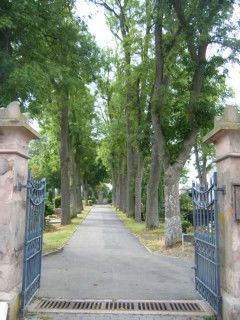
xmin=0 ymin=102 xmax=39 ymax=319
xmin=205 ymin=105 xmax=240 ymax=320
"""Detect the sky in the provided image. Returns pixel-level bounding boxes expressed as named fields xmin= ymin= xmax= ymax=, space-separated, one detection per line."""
xmin=76 ymin=1 xmax=240 ymax=184
xmin=76 ymin=1 xmax=115 ymax=48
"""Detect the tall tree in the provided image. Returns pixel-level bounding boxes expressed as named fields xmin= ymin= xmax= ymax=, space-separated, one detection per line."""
xmin=0 ymin=0 xmax=101 ymax=224
xmin=145 ymin=0 xmax=238 ymax=246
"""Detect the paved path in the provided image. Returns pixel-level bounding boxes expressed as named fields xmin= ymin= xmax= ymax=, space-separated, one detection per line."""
xmin=38 ymin=205 xmax=199 ymax=300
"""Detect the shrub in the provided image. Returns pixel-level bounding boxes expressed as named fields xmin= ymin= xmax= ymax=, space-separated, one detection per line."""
xmin=54 ymin=195 xmax=61 ymax=208
xmin=45 ymin=199 xmax=54 ymax=216
xmin=186 ymin=225 xmax=194 ymax=234
xmin=88 ymin=199 xmax=93 ymax=206
xmin=181 ymin=220 xmax=192 ymax=233
xmin=48 ymin=189 xmax=54 ymax=203
xmin=180 ymin=193 xmax=193 ymax=224
xmin=107 ymin=190 xmax=112 ymax=204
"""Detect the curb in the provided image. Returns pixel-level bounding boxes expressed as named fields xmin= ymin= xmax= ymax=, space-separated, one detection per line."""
xmin=42 ymin=247 xmax=64 ymax=257
xmin=115 ymin=209 xmax=191 ymax=261
xmin=42 ymin=206 xmax=93 ymax=257
xmin=115 ymin=209 xmax=154 ymax=255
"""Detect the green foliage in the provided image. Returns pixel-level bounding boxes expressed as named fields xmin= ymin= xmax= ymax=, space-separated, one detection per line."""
xmin=203 ymin=316 xmax=216 ymax=320
xmin=1 ymin=0 xmax=239 ymax=231
xmin=180 ymin=167 xmax=189 ymax=185
xmin=45 ymin=191 xmax=55 ymax=216
xmin=88 ymin=200 xmax=93 ymax=206
xmin=180 ymin=194 xmax=193 ymax=224
xmin=181 ymin=220 xmax=192 ymax=234
xmin=45 ymin=200 xmax=54 ymax=217
xmin=54 ymin=196 xmax=61 ymax=209
xmin=107 ymin=190 xmax=112 ymax=204
xmin=193 ymin=129 xmax=216 ymax=183
xmin=29 ymin=135 xmax=60 ymax=190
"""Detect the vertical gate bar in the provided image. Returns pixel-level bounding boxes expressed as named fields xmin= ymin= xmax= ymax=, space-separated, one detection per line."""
xmin=39 ymin=179 xmax=46 ymax=286
xmin=203 ymin=189 xmax=206 ymax=229
xmin=192 ymin=181 xmax=197 ymax=291
xmin=200 ymin=190 xmax=202 ymax=234
xmin=21 ymin=169 xmax=31 ymax=314
xmin=213 ymin=172 xmax=222 ymax=318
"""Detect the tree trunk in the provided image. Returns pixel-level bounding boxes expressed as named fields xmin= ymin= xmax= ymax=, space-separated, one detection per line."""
xmin=119 ymin=158 xmax=127 ymax=212
xmin=115 ymin=172 xmax=120 ymax=208
xmin=112 ymin=167 xmax=117 ymax=206
xmin=194 ymin=144 xmax=208 ymax=186
xmin=126 ymin=113 xmax=135 ymax=217
xmin=145 ymin=104 xmax=164 ymax=228
xmin=145 ymin=137 xmax=161 ymax=228
xmin=164 ymin=131 xmax=197 ymax=246
xmin=135 ymin=151 xmax=144 ymax=222
xmin=76 ymin=173 xmax=83 ymax=212
xmin=83 ymin=180 xmax=88 ymax=206
xmin=164 ymin=168 xmax=182 ymax=247
xmin=60 ymin=96 xmax=71 ymax=225
xmin=69 ymin=146 xmax=78 ymax=218
xmin=158 ymin=170 xmax=165 ymax=222
xmin=122 ymin=171 xmax=128 ymax=213
xmin=201 ymin=159 xmax=207 ymax=186
xmin=145 ymin=2 xmax=165 ymax=229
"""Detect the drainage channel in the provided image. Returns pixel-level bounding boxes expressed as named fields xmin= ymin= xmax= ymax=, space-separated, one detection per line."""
xmin=29 ymin=298 xmax=212 ymax=315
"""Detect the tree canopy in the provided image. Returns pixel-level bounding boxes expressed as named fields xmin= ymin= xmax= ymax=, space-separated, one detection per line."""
xmin=1 ymin=0 xmax=239 ymax=244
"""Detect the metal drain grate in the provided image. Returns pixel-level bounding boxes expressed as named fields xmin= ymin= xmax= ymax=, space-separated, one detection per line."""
xmin=30 ymin=298 xmax=211 ymax=315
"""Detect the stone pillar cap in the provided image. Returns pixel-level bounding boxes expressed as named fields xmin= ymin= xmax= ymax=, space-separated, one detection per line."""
xmin=0 ymin=101 xmax=40 ymax=140
xmin=204 ymin=105 xmax=240 ymax=143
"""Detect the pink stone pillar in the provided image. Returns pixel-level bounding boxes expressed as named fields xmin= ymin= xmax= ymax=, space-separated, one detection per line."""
xmin=0 ymin=102 xmax=39 ymax=320
xmin=205 ymin=105 xmax=240 ymax=320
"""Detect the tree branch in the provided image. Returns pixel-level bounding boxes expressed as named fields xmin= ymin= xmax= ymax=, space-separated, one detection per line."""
xmin=165 ymin=25 xmax=182 ymax=56
xmin=171 ymin=0 xmax=198 ymax=62
xmin=109 ymin=27 xmax=122 ymax=41
xmin=90 ymin=0 xmax=120 ymax=19
xmin=194 ymin=143 xmax=202 ymax=181
xmin=171 ymin=130 xmax=198 ymax=175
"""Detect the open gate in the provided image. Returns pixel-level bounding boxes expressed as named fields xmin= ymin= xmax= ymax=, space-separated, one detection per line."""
xmin=21 ymin=171 xmax=46 ymax=314
xmin=192 ymin=172 xmax=222 ymax=317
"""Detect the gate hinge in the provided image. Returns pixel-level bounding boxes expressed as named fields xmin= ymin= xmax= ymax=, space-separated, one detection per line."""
xmin=216 ymin=185 xmax=226 ymax=194
xmin=16 ymin=182 xmax=30 ymax=191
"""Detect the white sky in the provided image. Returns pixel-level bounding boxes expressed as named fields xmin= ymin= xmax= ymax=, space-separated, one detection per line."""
xmin=76 ymin=1 xmax=115 ymax=48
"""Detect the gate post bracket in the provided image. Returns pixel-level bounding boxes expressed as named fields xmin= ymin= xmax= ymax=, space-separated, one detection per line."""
xmin=16 ymin=182 xmax=30 ymax=191
xmin=216 ymin=186 xmax=226 ymax=194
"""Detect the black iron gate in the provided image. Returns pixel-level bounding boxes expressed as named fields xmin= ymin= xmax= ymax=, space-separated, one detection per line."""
xmin=192 ymin=172 xmax=221 ymax=316
xmin=21 ymin=171 xmax=46 ymax=314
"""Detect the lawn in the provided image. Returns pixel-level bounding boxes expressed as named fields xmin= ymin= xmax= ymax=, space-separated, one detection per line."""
xmin=42 ymin=206 xmax=91 ymax=255
xmin=117 ymin=210 xmax=194 ymax=259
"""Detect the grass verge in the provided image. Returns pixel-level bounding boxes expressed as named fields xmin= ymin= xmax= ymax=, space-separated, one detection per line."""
xmin=43 ymin=206 xmax=91 ymax=255
xmin=117 ymin=210 xmax=194 ymax=259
